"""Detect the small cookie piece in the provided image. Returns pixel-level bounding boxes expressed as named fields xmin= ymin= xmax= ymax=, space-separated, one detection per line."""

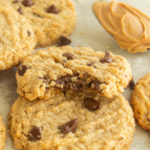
xmin=0 ymin=5 xmax=36 ymax=70
xmin=9 ymin=92 xmax=135 ymax=150
xmin=0 ymin=116 xmax=6 ymax=150
xmin=93 ymin=1 xmax=150 ymax=53
xmin=132 ymin=74 xmax=150 ymax=130
xmin=8 ymin=0 xmax=76 ymax=47
xmin=16 ymin=46 xmax=132 ymax=101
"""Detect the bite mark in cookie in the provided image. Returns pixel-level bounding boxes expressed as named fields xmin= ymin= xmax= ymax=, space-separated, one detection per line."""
xmin=16 ymin=46 xmax=132 ymax=100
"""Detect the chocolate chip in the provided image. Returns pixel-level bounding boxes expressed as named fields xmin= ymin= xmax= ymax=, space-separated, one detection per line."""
xmin=74 ymin=72 xmax=79 ymax=76
xmin=100 ymin=51 xmax=112 ymax=63
xmin=92 ymin=80 xmax=100 ymax=90
xmin=58 ymin=118 xmax=78 ymax=134
xmin=129 ymin=79 xmax=135 ymax=89
xmin=33 ymin=13 xmax=41 ymax=17
xmin=87 ymin=62 xmax=94 ymax=66
xmin=28 ymin=126 xmax=41 ymax=141
xmin=22 ymin=0 xmax=34 ymax=7
xmin=56 ymin=75 xmax=71 ymax=85
xmin=84 ymin=98 xmax=100 ymax=111
xmin=47 ymin=4 xmax=59 ymax=14
xmin=83 ymin=72 xmax=89 ymax=78
xmin=59 ymin=36 xmax=71 ymax=46
xmin=18 ymin=66 xmax=28 ymax=76
xmin=17 ymin=7 xmax=23 ymax=15
xmin=27 ymin=31 xmax=31 ymax=36
xmin=73 ymin=80 xmax=86 ymax=90
xmin=12 ymin=0 xmax=18 ymax=3
xmin=63 ymin=52 xmax=75 ymax=60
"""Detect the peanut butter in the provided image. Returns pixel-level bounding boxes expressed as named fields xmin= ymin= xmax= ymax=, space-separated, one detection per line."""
xmin=93 ymin=0 xmax=150 ymax=53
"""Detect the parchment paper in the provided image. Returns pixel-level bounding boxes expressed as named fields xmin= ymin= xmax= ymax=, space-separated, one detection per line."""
xmin=1 ymin=0 xmax=150 ymax=149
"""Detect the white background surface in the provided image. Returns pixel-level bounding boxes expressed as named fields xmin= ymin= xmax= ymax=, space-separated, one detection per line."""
xmin=1 ymin=0 xmax=150 ymax=149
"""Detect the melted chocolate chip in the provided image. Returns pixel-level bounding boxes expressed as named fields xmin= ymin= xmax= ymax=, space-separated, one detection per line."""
xmin=22 ymin=0 xmax=34 ymax=7
xmin=129 ymin=79 xmax=135 ymax=89
xmin=58 ymin=118 xmax=78 ymax=134
xmin=27 ymin=31 xmax=31 ymax=36
xmin=87 ymin=62 xmax=94 ymax=66
xmin=100 ymin=51 xmax=112 ymax=63
xmin=28 ymin=126 xmax=41 ymax=141
xmin=63 ymin=52 xmax=75 ymax=60
xmin=59 ymin=36 xmax=71 ymax=46
xmin=56 ymin=75 xmax=71 ymax=85
xmin=72 ymin=80 xmax=86 ymax=90
xmin=17 ymin=7 xmax=23 ymax=15
xmin=47 ymin=4 xmax=59 ymax=14
xmin=18 ymin=66 xmax=28 ymax=76
xmin=84 ymin=98 xmax=100 ymax=111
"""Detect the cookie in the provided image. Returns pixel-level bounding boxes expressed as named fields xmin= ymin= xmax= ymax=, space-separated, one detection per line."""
xmin=16 ymin=46 xmax=132 ymax=101
xmin=0 ymin=5 xmax=36 ymax=70
xmin=8 ymin=0 xmax=76 ymax=47
xmin=9 ymin=92 xmax=135 ymax=150
xmin=93 ymin=1 xmax=150 ymax=53
xmin=0 ymin=116 xmax=6 ymax=150
xmin=132 ymin=74 xmax=150 ymax=130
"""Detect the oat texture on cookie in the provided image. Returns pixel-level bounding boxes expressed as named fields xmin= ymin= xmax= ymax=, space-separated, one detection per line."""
xmin=93 ymin=1 xmax=150 ymax=53
xmin=132 ymin=74 xmax=150 ymax=130
xmin=9 ymin=92 xmax=135 ymax=150
xmin=8 ymin=0 xmax=76 ymax=47
xmin=0 ymin=5 xmax=36 ymax=70
xmin=0 ymin=116 xmax=6 ymax=150
xmin=16 ymin=46 xmax=132 ymax=101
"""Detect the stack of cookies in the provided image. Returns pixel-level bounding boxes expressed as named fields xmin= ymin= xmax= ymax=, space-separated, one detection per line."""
xmin=8 ymin=46 xmax=135 ymax=150
xmin=2 ymin=0 xmax=150 ymax=149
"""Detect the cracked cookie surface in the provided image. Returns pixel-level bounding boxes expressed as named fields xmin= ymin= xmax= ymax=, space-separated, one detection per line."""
xmin=0 ymin=5 xmax=36 ymax=70
xmin=9 ymin=92 xmax=135 ymax=150
xmin=7 ymin=0 xmax=76 ymax=47
xmin=16 ymin=46 xmax=132 ymax=101
xmin=132 ymin=74 xmax=150 ymax=130
xmin=0 ymin=116 xmax=6 ymax=150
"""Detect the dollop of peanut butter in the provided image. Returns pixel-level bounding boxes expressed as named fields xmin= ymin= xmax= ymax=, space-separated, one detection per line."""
xmin=93 ymin=0 xmax=150 ymax=53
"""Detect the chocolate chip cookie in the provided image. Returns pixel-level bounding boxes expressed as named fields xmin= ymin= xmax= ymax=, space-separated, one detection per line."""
xmin=9 ymin=92 xmax=135 ymax=150
xmin=16 ymin=46 xmax=132 ymax=101
xmin=132 ymin=74 xmax=150 ymax=130
xmin=8 ymin=0 xmax=76 ymax=47
xmin=0 ymin=116 xmax=6 ymax=150
xmin=0 ymin=5 xmax=36 ymax=70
